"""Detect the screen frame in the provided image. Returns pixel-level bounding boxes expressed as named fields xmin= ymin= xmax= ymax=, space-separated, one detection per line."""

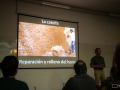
xmin=17 ymin=13 xmax=79 ymax=69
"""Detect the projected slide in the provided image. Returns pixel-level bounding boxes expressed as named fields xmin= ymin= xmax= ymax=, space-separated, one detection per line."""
xmin=18 ymin=22 xmax=76 ymax=57
xmin=18 ymin=15 xmax=78 ymax=68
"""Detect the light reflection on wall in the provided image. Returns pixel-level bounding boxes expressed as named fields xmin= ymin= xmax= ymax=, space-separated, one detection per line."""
xmin=9 ymin=49 xmax=17 ymax=56
xmin=0 ymin=39 xmax=17 ymax=62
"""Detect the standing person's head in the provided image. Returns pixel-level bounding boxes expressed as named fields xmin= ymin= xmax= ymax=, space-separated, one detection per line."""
xmin=1 ymin=56 xmax=19 ymax=77
xmin=74 ymin=60 xmax=87 ymax=75
xmin=95 ymin=48 xmax=101 ymax=56
xmin=70 ymin=29 xmax=73 ymax=33
xmin=113 ymin=42 xmax=120 ymax=79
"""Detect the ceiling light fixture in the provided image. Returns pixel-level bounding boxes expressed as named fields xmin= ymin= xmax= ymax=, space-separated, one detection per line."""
xmin=110 ymin=13 xmax=120 ymax=17
xmin=42 ymin=1 xmax=70 ymax=9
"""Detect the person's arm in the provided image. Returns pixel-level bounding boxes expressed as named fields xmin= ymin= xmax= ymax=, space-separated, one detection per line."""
xmin=101 ymin=64 xmax=106 ymax=68
xmin=90 ymin=58 xmax=103 ymax=68
xmin=102 ymin=58 xmax=106 ymax=68
xmin=62 ymin=78 xmax=73 ymax=90
xmin=73 ymin=41 xmax=75 ymax=45
xmin=90 ymin=64 xmax=103 ymax=68
xmin=73 ymin=33 xmax=75 ymax=45
xmin=67 ymin=35 xmax=70 ymax=38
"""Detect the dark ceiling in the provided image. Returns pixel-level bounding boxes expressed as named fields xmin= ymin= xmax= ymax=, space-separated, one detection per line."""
xmin=44 ymin=0 xmax=120 ymax=14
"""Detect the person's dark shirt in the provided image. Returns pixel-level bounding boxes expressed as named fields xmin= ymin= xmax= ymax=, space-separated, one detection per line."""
xmin=100 ymin=76 xmax=120 ymax=90
xmin=0 ymin=77 xmax=29 ymax=90
xmin=62 ymin=73 xmax=96 ymax=90
xmin=90 ymin=56 xmax=105 ymax=70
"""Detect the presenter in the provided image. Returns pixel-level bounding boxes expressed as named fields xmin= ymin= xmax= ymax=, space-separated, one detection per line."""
xmin=90 ymin=48 xmax=106 ymax=89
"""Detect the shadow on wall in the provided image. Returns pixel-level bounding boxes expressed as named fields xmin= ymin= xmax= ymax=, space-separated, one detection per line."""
xmin=0 ymin=41 xmax=17 ymax=63
xmin=48 ymin=71 xmax=63 ymax=90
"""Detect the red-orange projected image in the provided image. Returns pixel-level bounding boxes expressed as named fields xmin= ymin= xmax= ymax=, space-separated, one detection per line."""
xmin=18 ymin=22 xmax=76 ymax=57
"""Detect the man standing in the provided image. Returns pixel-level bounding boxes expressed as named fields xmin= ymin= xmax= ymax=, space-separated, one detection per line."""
xmin=90 ymin=48 xmax=106 ymax=88
xmin=62 ymin=60 xmax=96 ymax=90
xmin=67 ymin=29 xmax=75 ymax=53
